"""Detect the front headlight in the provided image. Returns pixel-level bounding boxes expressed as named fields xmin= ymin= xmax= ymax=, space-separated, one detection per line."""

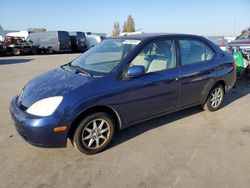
xmin=26 ymin=96 xmax=63 ymax=117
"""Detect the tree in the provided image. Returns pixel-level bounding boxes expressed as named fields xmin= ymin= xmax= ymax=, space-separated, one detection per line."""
xmin=112 ymin=15 xmax=136 ymax=35
xmin=122 ymin=21 xmax=127 ymax=32
xmin=122 ymin=15 xmax=135 ymax=32
xmin=112 ymin=22 xmax=120 ymax=36
xmin=0 ymin=25 xmax=3 ymax=30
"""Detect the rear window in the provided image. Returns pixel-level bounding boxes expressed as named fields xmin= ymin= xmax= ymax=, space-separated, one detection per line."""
xmin=179 ymin=39 xmax=215 ymax=65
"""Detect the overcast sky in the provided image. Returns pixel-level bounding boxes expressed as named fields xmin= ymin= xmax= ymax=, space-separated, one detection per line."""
xmin=0 ymin=0 xmax=249 ymax=36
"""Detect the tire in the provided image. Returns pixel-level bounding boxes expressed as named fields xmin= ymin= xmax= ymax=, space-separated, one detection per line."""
xmin=13 ymin=48 xmax=20 ymax=55
xmin=47 ymin=47 xmax=53 ymax=54
xmin=202 ymin=84 xmax=224 ymax=112
xmin=31 ymin=47 xmax=38 ymax=55
xmin=72 ymin=112 xmax=115 ymax=155
xmin=0 ymin=51 xmax=6 ymax=56
xmin=37 ymin=49 xmax=42 ymax=54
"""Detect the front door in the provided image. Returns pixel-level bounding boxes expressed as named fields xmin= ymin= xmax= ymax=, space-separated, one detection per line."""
xmin=115 ymin=39 xmax=181 ymax=125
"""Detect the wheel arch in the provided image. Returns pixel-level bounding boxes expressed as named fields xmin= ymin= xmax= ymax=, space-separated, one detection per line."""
xmin=68 ymin=105 xmax=122 ymax=138
xmin=202 ymin=80 xmax=226 ymax=111
xmin=203 ymin=80 xmax=226 ymax=104
xmin=214 ymin=80 xmax=226 ymax=92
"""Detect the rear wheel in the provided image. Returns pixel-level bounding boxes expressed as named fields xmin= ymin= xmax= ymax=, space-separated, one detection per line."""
xmin=47 ymin=47 xmax=53 ymax=54
xmin=31 ymin=47 xmax=38 ymax=55
xmin=72 ymin=112 xmax=115 ymax=155
xmin=202 ymin=84 xmax=224 ymax=111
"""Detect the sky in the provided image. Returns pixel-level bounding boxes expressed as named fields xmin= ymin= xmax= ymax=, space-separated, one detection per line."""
xmin=0 ymin=0 xmax=249 ymax=36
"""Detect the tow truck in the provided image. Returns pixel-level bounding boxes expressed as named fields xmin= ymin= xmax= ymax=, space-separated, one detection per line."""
xmin=5 ymin=31 xmax=38 ymax=55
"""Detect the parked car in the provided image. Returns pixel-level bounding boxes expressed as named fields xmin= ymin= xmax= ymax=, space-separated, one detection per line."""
xmin=10 ymin=33 xmax=236 ymax=155
xmin=69 ymin=32 xmax=87 ymax=52
xmin=29 ymin=31 xmax=72 ymax=54
xmin=5 ymin=36 xmax=38 ymax=55
xmin=86 ymin=35 xmax=102 ymax=49
xmin=0 ymin=41 xmax=7 ymax=55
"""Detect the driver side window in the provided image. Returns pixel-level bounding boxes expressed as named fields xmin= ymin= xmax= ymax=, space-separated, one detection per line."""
xmin=130 ymin=39 xmax=175 ymax=73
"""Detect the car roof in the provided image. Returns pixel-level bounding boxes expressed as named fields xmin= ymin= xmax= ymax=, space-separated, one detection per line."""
xmin=112 ymin=33 xmax=222 ymax=53
xmin=114 ymin=33 xmax=205 ymax=41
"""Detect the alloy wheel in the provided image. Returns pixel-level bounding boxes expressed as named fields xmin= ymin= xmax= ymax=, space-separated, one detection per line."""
xmin=210 ymin=88 xmax=223 ymax=109
xmin=81 ymin=119 xmax=111 ymax=149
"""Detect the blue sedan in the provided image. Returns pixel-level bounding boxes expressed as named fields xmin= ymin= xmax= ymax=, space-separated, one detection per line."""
xmin=10 ymin=33 xmax=236 ymax=154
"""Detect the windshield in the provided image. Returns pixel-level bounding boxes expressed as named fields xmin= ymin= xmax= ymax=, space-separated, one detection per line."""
xmin=71 ymin=38 xmax=141 ymax=74
xmin=238 ymin=30 xmax=250 ymax=39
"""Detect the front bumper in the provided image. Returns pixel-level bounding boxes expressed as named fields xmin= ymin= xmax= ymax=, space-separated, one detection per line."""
xmin=9 ymin=96 xmax=68 ymax=148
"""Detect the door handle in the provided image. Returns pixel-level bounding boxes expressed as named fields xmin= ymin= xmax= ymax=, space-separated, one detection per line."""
xmin=142 ymin=77 xmax=179 ymax=86
xmin=171 ymin=77 xmax=179 ymax=81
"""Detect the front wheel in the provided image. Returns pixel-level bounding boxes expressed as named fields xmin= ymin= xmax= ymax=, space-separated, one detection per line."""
xmin=202 ymin=84 xmax=225 ymax=112
xmin=12 ymin=48 xmax=21 ymax=55
xmin=31 ymin=47 xmax=38 ymax=55
xmin=72 ymin=112 xmax=115 ymax=155
xmin=47 ymin=47 xmax=53 ymax=54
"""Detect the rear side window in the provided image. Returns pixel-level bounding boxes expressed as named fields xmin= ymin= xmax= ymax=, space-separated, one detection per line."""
xmin=179 ymin=39 xmax=215 ymax=65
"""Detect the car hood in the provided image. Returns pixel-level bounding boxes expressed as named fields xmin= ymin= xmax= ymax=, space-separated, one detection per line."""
xmin=228 ymin=39 xmax=250 ymax=46
xmin=20 ymin=67 xmax=92 ymax=108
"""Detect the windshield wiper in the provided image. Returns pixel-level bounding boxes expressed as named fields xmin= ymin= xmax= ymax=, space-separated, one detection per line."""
xmin=71 ymin=64 xmax=93 ymax=77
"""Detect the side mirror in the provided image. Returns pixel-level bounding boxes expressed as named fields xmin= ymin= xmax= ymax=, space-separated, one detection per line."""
xmin=127 ymin=65 xmax=145 ymax=78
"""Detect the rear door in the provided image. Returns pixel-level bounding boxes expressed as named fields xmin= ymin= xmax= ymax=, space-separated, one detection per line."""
xmin=76 ymin=32 xmax=87 ymax=50
xmin=178 ymin=38 xmax=216 ymax=107
xmin=58 ymin=31 xmax=71 ymax=51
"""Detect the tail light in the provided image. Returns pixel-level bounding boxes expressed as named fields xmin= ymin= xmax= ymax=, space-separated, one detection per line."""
xmin=233 ymin=61 xmax=236 ymax=70
xmin=57 ymin=41 xmax=60 ymax=48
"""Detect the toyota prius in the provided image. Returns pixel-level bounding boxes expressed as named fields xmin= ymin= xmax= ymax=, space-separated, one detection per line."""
xmin=10 ymin=33 xmax=236 ymax=154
